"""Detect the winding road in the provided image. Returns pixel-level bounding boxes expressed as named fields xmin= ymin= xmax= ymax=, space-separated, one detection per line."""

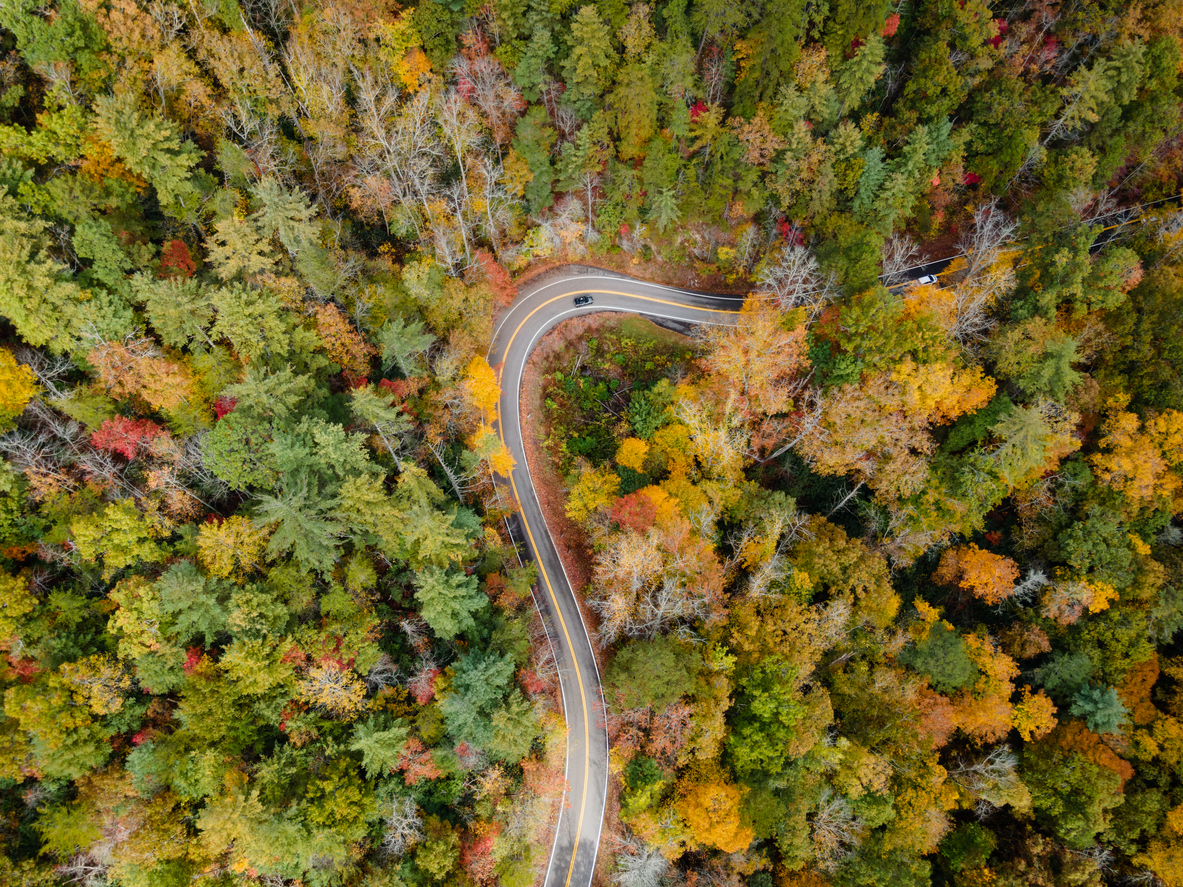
xmin=488 ymin=266 xmax=744 ymax=887
xmin=486 ymin=201 xmax=1167 ymax=884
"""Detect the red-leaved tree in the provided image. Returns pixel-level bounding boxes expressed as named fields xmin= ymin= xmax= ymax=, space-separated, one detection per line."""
xmin=610 ymin=491 xmax=658 ymax=533
xmin=90 ymin=417 xmax=169 ymax=459
xmin=398 ymin=737 xmax=443 ymax=785
xmin=159 ymin=240 xmax=196 ymax=279
xmin=475 ymin=250 xmax=517 ymax=307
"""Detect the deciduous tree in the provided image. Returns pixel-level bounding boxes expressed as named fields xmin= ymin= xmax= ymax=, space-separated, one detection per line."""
xmin=676 ymin=774 xmax=754 ymax=854
xmin=933 ymin=544 xmax=1020 ymax=605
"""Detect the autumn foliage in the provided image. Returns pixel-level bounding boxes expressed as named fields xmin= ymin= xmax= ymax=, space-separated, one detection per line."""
xmin=87 ymin=339 xmax=198 ymax=413
xmin=90 ymin=417 xmax=169 ymax=460
xmin=158 ymin=239 xmax=196 ymax=279
xmin=933 ymin=544 xmax=1020 ymax=605
xmin=314 ymin=302 xmax=377 ymax=383
xmin=2 ymin=0 xmax=1183 ymax=884
xmin=676 ymin=774 xmax=754 ymax=854
xmin=475 ymin=250 xmax=517 ymax=307
xmin=0 ymin=349 xmax=38 ymax=420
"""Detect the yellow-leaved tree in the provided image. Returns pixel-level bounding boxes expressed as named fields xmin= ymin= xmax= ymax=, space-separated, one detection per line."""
xmin=197 ymin=515 xmax=271 ymax=581
xmin=566 ymin=465 xmax=621 ymax=523
xmin=0 ymin=570 xmax=37 ymax=646
xmin=463 ymin=355 xmax=501 ymax=421
xmin=616 ymin=437 xmax=650 ymax=473
xmin=0 ymin=348 xmax=37 ymax=427
xmin=1012 ymin=687 xmax=1058 ymax=741
xmin=676 ymin=771 xmax=755 ymax=854
xmin=1137 ymin=803 xmax=1183 ymax=887
xmin=1090 ymin=408 xmax=1183 ymax=510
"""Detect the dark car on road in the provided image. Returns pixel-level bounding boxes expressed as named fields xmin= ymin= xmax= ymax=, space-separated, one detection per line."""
xmin=573 ymin=294 xmax=593 ymax=307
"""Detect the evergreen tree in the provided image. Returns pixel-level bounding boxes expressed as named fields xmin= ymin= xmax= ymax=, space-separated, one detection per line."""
xmin=413 ymin=567 xmax=488 ymax=638
xmin=378 ymin=315 xmax=436 ymax=377
xmin=254 ymin=471 xmax=343 ymax=576
xmin=561 ymin=6 xmax=616 ymax=117
xmin=350 ymin=714 xmax=411 ymax=779
xmin=1070 ymin=684 xmax=1130 ymax=735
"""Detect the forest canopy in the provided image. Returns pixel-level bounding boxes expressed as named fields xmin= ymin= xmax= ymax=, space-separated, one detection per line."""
xmin=1 ymin=0 xmax=1183 ymax=886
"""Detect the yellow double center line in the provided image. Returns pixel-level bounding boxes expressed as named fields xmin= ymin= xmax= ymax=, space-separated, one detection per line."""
xmin=494 ymin=289 xmax=740 ymax=886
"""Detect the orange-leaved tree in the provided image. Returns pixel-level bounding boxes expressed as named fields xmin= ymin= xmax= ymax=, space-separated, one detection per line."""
xmin=314 ymin=302 xmax=377 ymax=383
xmin=699 ymin=300 xmax=809 ymax=422
xmin=1090 ymin=407 xmax=1183 ymax=510
xmin=933 ymin=544 xmax=1020 ymax=605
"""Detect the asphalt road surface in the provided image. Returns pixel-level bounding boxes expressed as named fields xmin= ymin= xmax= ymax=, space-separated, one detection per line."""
xmin=488 ymin=266 xmax=744 ymax=887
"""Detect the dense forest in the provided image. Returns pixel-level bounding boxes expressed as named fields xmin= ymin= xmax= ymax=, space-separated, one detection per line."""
xmin=1 ymin=0 xmax=1183 ymax=886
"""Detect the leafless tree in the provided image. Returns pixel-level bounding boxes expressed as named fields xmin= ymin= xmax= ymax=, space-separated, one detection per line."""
xmin=957 ymin=200 xmax=1019 ymax=282
xmin=399 ymin=618 xmax=433 ymax=654
xmin=1124 ymin=869 xmax=1162 ymax=886
xmin=534 ymin=196 xmax=590 ymax=256
xmin=351 ymin=70 xmax=446 ymax=237
xmin=546 ymin=83 xmax=580 ymax=141
xmin=815 ymin=597 xmax=854 ymax=649
xmin=1066 ymin=845 xmax=1114 ymax=872
xmin=433 ymin=180 xmax=474 ymax=268
xmin=881 ymin=232 xmax=922 ymax=286
xmin=282 ymin=20 xmax=355 ymax=210
xmin=436 ymin=90 xmax=481 ymax=209
xmin=455 ymin=741 xmax=488 ymax=772
xmin=423 ymin=437 xmax=492 ymax=503
xmin=407 ymin=654 xmax=440 ymax=699
xmin=177 ymin=432 xmax=232 ymax=504
xmin=379 ymin=794 xmax=424 ymax=858
xmin=948 ymin=745 xmax=1027 ymax=819
xmin=33 ymin=60 xmax=82 ymax=106
xmin=56 ymin=854 xmax=108 ymax=887
xmin=450 ymin=47 xmax=524 ymax=154
xmin=754 ymin=244 xmax=823 ymax=308
xmin=728 ymin=504 xmax=811 ymax=598
xmin=13 ymin=347 xmax=74 ymax=399
xmin=811 ymin=790 xmax=866 ymax=872
xmin=828 ymin=481 xmax=866 ymax=518
xmin=472 ymin=154 xmax=514 ymax=257
xmin=863 ymin=497 xmax=951 ymax=566
xmin=1009 ymin=568 xmax=1049 ymax=607
xmin=219 ymin=97 xmax=291 ymax=180
xmin=612 ymin=832 xmax=669 ymax=887
xmin=591 ymin=527 xmax=718 ymax=644
xmin=0 ymin=414 xmax=85 ymax=495
xmin=365 ymin=654 xmax=401 ymax=692
xmin=937 ymin=200 xmax=1021 ymax=343
xmin=527 ymin=611 xmax=560 ymax=693
xmin=1154 ymin=208 xmax=1183 ymax=267
xmin=243 ymin=0 xmax=295 ymax=37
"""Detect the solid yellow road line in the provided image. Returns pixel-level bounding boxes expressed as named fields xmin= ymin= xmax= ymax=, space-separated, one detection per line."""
xmin=501 ymin=290 xmax=742 ymax=365
xmin=506 ymin=467 xmax=589 ymax=887
xmin=494 ymin=285 xmax=740 ymax=886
